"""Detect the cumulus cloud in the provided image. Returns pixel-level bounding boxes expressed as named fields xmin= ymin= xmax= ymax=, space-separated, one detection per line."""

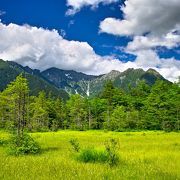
xmin=66 ymin=0 xmax=118 ymax=15
xmin=0 ymin=21 xmax=135 ymax=75
xmin=126 ymin=33 xmax=180 ymax=52
xmin=100 ymin=0 xmax=180 ymax=50
xmin=60 ymin=29 xmax=66 ymax=37
xmin=134 ymin=49 xmax=180 ymax=82
xmin=0 ymin=22 xmax=179 ymax=82
xmin=125 ymin=35 xmax=180 ymax=82
xmin=99 ymin=0 xmax=180 ymax=81
xmin=100 ymin=0 xmax=180 ymax=36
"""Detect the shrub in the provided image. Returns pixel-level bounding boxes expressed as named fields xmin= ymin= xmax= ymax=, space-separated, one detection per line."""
xmin=77 ymin=148 xmax=108 ymax=163
xmin=69 ymin=138 xmax=80 ymax=152
xmin=8 ymin=133 xmax=41 ymax=155
xmin=51 ymin=120 xmax=59 ymax=132
xmin=0 ymin=138 xmax=8 ymax=146
xmin=70 ymin=138 xmax=120 ymax=166
xmin=162 ymin=121 xmax=174 ymax=132
xmin=105 ymin=138 xmax=120 ymax=166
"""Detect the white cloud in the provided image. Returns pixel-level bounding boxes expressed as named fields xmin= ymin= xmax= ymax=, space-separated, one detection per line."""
xmin=66 ymin=0 xmax=119 ymax=15
xmin=125 ymin=36 xmax=180 ymax=82
xmin=0 ymin=22 xmax=179 ymax=82
xmin=126 ymin=48 xmax=180 ymax=82
xmin=0 ymin=22 xmax=133 ymax=75
xmin=99 ymin=0 xmax=180 ymax=81
xmin=60 ymin=29 xmax=66 ymax=37
xmin=127 ymin=33 xmax=180 ymax=52
xmin=100 ymin=0 xmax=180 ymax=36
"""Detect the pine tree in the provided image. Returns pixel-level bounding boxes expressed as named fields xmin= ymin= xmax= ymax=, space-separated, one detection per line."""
xmin=66 ymin=94 xmax=87 ymax=130
xmin=143 ymin=80 xmax=171 ymax=130
xmin=88 ymin=98 xmax=107 ymax=129
xmin=100 ymin=80 xmax=127 ymax=129
xmin=111 ymin=106 xmax=126 ymax=131
xmin=2 ymin=74 xmax=29 ymax=138
xmin=30 ymin=91 xmax=49 ymax=131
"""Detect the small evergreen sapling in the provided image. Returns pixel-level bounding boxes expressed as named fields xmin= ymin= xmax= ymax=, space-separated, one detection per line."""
xmin=105 ymin=138 xmax=120 ymax=166
xmin=69 ymin=138 xmax=80 ymax=152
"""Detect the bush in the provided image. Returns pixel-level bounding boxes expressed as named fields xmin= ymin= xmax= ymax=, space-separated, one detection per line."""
xmin=105 ymin=138 xmax=120 ymax=166
xmin=70 ymin=138 xmax=120 ymax=166
xmin=77 ymin=148 xmax=108 ymax=163
xmin=0 ymin=138 xmax=8 ymax=146
xmin=69 ymin=138 xmax=80 ymax=152
xmin=162 ymin=121 xmax=174 ymax=132
xmin=8 ymin=133 xmax=41 ymax=155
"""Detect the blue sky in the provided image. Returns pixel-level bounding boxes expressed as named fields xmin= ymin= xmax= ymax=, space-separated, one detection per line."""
xmin=0 ymin=0 xmax=179 ymax=81
xmin=0 ymin=0 xmax=130 ymax=59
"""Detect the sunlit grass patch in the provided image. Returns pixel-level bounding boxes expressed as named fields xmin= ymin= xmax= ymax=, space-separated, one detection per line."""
xmin=0 ymin=130 xmax=179 ymax=180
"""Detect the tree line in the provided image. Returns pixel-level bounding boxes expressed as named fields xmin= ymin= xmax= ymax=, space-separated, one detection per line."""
xmin=0 ymin=74 xmax=179 ymax=133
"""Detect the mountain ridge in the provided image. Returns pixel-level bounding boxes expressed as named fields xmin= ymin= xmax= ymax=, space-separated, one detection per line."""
xmin=0 ymin=59 xmax=69 ymax=100
xmin=0 ymin=59 xmax=169 ymax=98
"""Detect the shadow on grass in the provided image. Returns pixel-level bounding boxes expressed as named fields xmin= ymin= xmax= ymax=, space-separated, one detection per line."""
xmin=41 ymin=147 xmax=60 ymax=153
xmin=125 ymin=133 xmax=134 ymax=136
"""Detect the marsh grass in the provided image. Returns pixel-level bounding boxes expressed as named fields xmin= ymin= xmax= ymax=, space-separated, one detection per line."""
xmin=77 ymin=148 xmax=108 ymax=163
xmin=70 ymin=138 xmax=120 ymax=166
xmin=0 ymin=130 xmax=180 ymax=180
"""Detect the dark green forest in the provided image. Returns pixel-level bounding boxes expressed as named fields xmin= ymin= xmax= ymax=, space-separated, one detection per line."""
xmin=0 ymin=74 xmax=180 ymax=133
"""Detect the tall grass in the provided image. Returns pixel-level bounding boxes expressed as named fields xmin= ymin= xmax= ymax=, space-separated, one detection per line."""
xmin=74 ymin=138 xmax=120 ymax=166
xmin=0 ymin=130 xmax=180 ymax=179
xmin=77 ymin=148 xmax=108 ymax=163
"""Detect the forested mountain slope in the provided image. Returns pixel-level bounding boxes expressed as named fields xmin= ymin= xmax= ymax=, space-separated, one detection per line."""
xmin=0 ymin=59 xmax=169 ymax=98
xmin=0 ymin=59 xmax=69 ymax=100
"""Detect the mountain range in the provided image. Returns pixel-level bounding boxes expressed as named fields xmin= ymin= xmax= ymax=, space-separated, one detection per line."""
xmin=0 ymin=59 xmax=168 ymax=99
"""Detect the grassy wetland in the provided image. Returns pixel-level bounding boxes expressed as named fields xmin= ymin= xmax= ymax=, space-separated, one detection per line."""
xmin=0 ymin=130 xmax=180 ymax=180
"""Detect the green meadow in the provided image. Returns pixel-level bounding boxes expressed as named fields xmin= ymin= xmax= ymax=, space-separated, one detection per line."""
xmin=0 ymin=130 xmax=180 ymax=180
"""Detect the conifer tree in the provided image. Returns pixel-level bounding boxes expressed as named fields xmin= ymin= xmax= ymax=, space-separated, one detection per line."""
xmin=2 ymin=74 xmax=29 ymax=137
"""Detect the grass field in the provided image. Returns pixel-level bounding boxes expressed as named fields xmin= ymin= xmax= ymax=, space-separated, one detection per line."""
xmin=0 ymin=130 xmax=180 ymax=180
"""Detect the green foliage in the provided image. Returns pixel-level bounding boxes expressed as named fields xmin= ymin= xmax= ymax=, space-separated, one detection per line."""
xmin=88 ymin=98 xmax=108 ymax=129
xmin=8 ymin=134 xmax=40 ymax=155
xmin=142 ymin=80 xmax=180 ymax=131
xmin=77 ymin=148 xmax=108 ymax=163
xmin=30 ymin=92 xmax=49 ymax=131
xmin=69 ymin=138 xmax=80 ymax=152
xmin=1 ymin=74 xmax=29 ymax=136
xmin=66 ymin=94 xmax=88 ymax=130
xmin=0 ymin=131 xmax=180 ymax=179
xmin=71 ymin=137 xmax=120 ymax=166
xmin=0 ymin=68 xmax=179 ymax=132
xmin=0 ymin=138 xmax=8 ymax=146
xmin=105 ymin=138 xmax=120 ymax=166
xmin=110 ymin=106 xmax=126 ymax=131
xmin=0 ymin=60 xmax=69 ymax=100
